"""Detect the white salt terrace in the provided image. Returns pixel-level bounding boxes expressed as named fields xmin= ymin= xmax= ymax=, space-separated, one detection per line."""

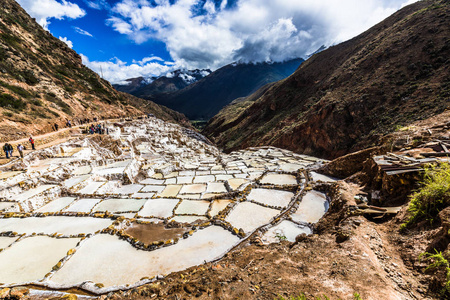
xmin=10 ymin=185 xmax=58 ymax=202
xmin=0 ymin=118 xmax=329 ymax=293
xmin=0 ymin=202 xmax=15 ymax=211
xmin=0 ymin=236 xmax=80 ymax=284
xmin=259 ymin=173 xmax=297 ymax=185
xmin=93 ymin=199 xmax=147 ymax=213
xmin=174 ymin=200 xmax=210 ymax=215
xmin=0 ymin=216 xmax=112 ymax=235
xmin=63 ymin=198 xmax=102 ymax=213
xmin=36 ymin=197 xmax=76 ymax=213
xmin=0 ymin=236 xmax=17 ymax=249
xmin=137 ymin=198 xmax=180 ymax=218
xmin=262 ymin=220 xmax=312 ymax=244
xmin=247 ymin=188 xmax=294 ymax=208
xmin=291 ymin=190 xmax=329 ymax=224
xmin=49 ymin=227 xmax=240 ymax=288
xmin=226 ymin=202 xmax=281 ymax=234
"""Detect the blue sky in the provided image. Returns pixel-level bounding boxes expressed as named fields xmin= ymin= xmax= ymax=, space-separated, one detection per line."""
xmin=17 ymin=0 xmax=418 ymax=84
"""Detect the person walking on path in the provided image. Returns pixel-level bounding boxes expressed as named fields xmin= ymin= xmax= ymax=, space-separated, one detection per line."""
xmin=54 ymin=123 xmax=59 ymax=131
xmin=29 ymin=137 xmax=35 ymax=150
xmin=17 ymin=144 xmax=24 ymax=158
xmin=3 ymin=143 xmax=9 ymax=158
xmin=6 ymin=143 xmax=13 ymax=158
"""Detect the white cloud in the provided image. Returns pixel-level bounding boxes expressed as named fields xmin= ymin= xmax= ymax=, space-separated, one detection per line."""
xmin=59 ymin=36 xmax=73 ymax=48
xmin=132 ymin=56 xmax=165 ymax=65
xmin=16 ymin=0 xmax=85 ymax=29
xmin=106 ymin=0 xmax=420 ymax=70
xmin=401 ymin=0 xmax=420 ymax=8
xmin=80 ymin=54 xmax=178 ymax=84
xmin=84 ymin=0 xmax=110 ymax=10
xmin=74 ymin=26 xmax=94 ymax=37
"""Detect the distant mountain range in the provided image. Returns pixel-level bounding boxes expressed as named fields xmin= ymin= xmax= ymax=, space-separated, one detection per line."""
xmin=204 ymin=0 xmax=450 ymax=159
xmin=113 ymin=69 xmax=211 ymax=96
xmin=115 ymin=59 xmax=304 ymax=120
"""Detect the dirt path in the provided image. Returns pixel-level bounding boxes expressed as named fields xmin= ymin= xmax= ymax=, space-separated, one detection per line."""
xmin=0 ymin=116 xmax=135 ymax=167
xmin=0 ymin=125 xmax=87 ymax=166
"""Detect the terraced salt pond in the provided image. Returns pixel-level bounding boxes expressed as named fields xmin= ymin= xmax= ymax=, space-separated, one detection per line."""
xmin=0 ymin=118 xmax=334 ymax=294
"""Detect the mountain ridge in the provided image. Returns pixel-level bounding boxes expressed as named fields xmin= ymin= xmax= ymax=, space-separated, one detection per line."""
xmin=204 ymin=0 xmax=450 ymax=159
xmin=113 ymin=69 xmax=212 ymax=96
xmin=131 ymin=59 xmax=304 ymax=120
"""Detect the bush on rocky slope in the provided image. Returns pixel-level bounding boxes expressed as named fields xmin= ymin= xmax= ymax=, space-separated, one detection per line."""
xmin=419 ymin=250 xmax=450 ymax=296
xmin=402 ymin=163 xmax=450 ymax=229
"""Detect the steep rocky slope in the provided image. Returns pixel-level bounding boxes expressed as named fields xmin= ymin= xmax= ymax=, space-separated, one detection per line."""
xmin=0 ymin=0 xmax=187 ymax=142
xmin=204 ymin=0 xmax=449 ymax=159
xmin=146 ymin=59 xmax=304 ymax=120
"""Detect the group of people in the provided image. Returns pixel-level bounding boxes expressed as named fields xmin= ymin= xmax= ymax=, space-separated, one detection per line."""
xmin=2 ymin=137 xmax=35 ymax=159
xmin=53 ymin=117 xmax=102 ymax=132
xmin=88 ymin=123 xmax=106 ymax=134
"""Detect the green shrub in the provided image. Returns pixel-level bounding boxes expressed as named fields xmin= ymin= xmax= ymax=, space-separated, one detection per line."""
xmin=0 ymin=46 xmax=8 ymax=61
xmin=45 ymin=93 xmax=72 ymax=115
xmin=55 ymin=66 xmax=70 ymax=77
xmin=64 ymin=85 xmax=75 ymax=94
xmin=353 ymin=293 xmax=362 ymax=300
xmin=48 ymin=109 xmax=60 ymax=117
xmin=31 ymin=99 xmax=43 ymax=106
xmin=402 ymin=163 xmax=450 ymax=228
xmin=419 ymin=250 xmax=450 ymax=294
xmin=0 ymin=93 xmax=26 ymax=110
xmin=0 ymin=33 xmax=21 ymax=47
xmin=0 ymin=81 xmax=32 ymax=98
xmin=21 ymin=69 xmax=39 ymax=85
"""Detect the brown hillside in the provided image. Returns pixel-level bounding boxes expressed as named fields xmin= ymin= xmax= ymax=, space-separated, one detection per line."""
xmin=0 ymin=0 xmax=188 ymax=142
xmin=204 ymin=0 xmax=450 ymax=159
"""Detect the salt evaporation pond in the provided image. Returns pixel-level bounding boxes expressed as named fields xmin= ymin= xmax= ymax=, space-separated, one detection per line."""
xmin=137 ymin=198 xmax=180 ymax=218
xmin=226 ymin=202 xmax=281 ymax=234
xmin=0 ymin=236 xmax=79 ymax=284
xmin=0 ymin=118 xmax=330 ymax=294
xmin=291 ymin=190 xmax=329 ymax=224
xmin=36 ymin=197 xmax=76 ymax=213
xmin=93 ymin=198 xmax=147 ymax=213
xmin=63 ymin=198 xmax=102 ymax=213
xmin=0 ymin=236 xmax=17 ymax=249
xmin=0 ymin=216 xmax=112 ymax=235
xmin=260 ymin=173 xmax=297 ymax=185
xmin=49 ymin=226 xmax=240 ymax=288
xmin=247 ymin=188 xmax=294 ymax=208
xmin=175 ymin=200 xmax=210 ymax=215
xmin=262 ymin=220 xmax=312 ymax=244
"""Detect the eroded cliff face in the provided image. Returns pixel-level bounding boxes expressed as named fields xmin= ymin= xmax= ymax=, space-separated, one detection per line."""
xmin=204 ymin=0 xmax=450 ymax=159
xmin=0 ymin=0 xmax=188 ymax=142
